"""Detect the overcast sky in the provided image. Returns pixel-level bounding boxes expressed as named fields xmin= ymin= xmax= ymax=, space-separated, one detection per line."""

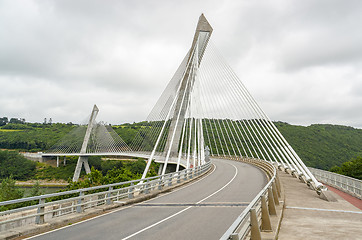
xmin=0 ymin=0 xmax=361 ymax=128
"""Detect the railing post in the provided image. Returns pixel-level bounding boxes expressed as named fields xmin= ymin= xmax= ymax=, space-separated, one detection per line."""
xmin=168 ymin=173 xmax=173 ymax=186
xmin=250 ymin=208 xmax=262 ymax=240
xmin=158 ymin=177 xmax=163 ymax=190
xmin=189 ymin=168 xmax=193 ymax=179
xmin=35 ymin=198 xmax=45 ymax=224
xmin=268 ymin=187 xmax=277 ymax=215
xmin=177 ymin=171 xmax=181 ymax=183
xmin=77 ymin=191 xmax=84 ymax=213
xmin=261 ymin=195 xmax=272 ymax=231
xmin=184 ymin=169 xmax=188 ymax=181
xmin=144 ymin=179 xmax=150 ymax=194
xmin=128 ymin=182 xmax=134 ymax=199
xmin=272 ymin=182 xmax=279 ymax=205
xmin=106 ymin=186 xmax=113 ymax=205
xmin=275 ymin=174 xmax=282 ymax=197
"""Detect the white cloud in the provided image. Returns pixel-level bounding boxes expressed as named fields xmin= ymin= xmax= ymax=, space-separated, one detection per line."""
xmin=0 ymin=0 xmax=361 ymax=128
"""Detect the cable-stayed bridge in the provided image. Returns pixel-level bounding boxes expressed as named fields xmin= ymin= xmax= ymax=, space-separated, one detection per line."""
xmin=5 ymin=14 xmax=359 ymax=240
xmin=44 ymin=14 xmax=321 ymax=191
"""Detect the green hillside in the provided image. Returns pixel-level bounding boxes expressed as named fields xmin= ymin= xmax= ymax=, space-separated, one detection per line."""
xmin=275 ymin=122 xmax=362 ymax=170
xmin=0 ymin=119 xmax=361 ymax=171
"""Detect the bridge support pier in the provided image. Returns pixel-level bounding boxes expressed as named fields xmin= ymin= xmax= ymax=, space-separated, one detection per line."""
xmin=268 ymin=188 xmax=277 ymax=215
xmin=250 ymin=208 xmax=262 ymax=240
xmin=72 ymin=105 xmax=99 ymax=182
xmin=73 ymin=156 xmax=91 ymax=182
xmin=158 ymin=163 xmax=164 ymax=175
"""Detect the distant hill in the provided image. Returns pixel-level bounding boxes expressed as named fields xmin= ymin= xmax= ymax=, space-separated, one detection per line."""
xmin=275 ymin=122 xmax=362 ymax=170
xmin=0 ymin=120 xmax=361 ymax=171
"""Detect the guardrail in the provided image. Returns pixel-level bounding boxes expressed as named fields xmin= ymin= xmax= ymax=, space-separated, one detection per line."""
xmin=0 ymin=161 xmax=211 ymax=232
xmin=220 ymin=158 xmax=282 ymax=240
xmin=308 ymin=167 xmax=361 ymax=200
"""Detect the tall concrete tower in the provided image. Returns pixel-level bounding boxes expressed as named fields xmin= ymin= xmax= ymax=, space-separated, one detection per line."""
xmin=163 ymin=14 xmax=213 ymax=158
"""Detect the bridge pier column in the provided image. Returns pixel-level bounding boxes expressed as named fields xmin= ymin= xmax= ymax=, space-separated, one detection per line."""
xmin=177 ymin=172 xmax=181 ymax=183
xmin=76 ymin=191 xmax=84 ymax=213
xmin=128 ymin=183 xmax=134 ymax=199
xmin=158 ymin=163 xmax=164 ymax=175
xmin=272 ymin=182 xmax=279 ymax=205
xmin=261 ymin=195 xmax=272 ymax=231
xmin=275 ymin=174 xmax=282 ymax=197
xmin=168 ymin=173 xmax=173 ymax=186
xmin=73 ymin=156 xmax=91 ymax=182
xmin=35 ymin=198 xmax=45 ymax=224
xmin=268 ymin=187 xmax=277 ymax=215
xmin=144 ymin=180 xmax=150 ymax=194
xmin=106 ymin=186 xmax=113 ymax=205
xmin=158 ymin=178 xmax=163 ymax=190
xmin=73 ymin=105 xmax=98 ymax=182
xmin=250 ymin=208 xmax=262 ymax=240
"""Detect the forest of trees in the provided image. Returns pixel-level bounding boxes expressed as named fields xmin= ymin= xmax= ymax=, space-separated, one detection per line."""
xmin=0 ymin=118 xmax=361 ymax=179
xmin=275 ymin=122 xmax=362 ymax=170
xmin=329 ymin=156 xmax=361 ymax=180
xmin=0 ymin=150 xmax=159 ymax=207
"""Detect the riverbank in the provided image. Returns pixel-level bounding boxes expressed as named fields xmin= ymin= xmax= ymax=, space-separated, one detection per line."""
xmin=15 ymin=179 xmax=68 ymax=187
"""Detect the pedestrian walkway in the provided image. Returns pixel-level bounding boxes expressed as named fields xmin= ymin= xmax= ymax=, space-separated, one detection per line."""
xmin=278 ymin=171 xmax=362 ymax=240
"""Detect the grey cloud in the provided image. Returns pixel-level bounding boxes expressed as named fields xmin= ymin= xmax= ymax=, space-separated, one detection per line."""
xmin=0 ymin=0 xmax=361 ymax=129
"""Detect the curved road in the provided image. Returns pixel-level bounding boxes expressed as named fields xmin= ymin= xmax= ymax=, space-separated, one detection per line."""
xmin=27 ymin=158 xmax=267 ymax=240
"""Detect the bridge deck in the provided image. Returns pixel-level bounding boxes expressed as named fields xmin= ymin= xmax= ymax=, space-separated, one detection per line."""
xmin=27 ymin=158 xmax=267 ymax=240
xmin=278 ymin=170 xmax=362 ymax=240
xmin=42 ymin=152 xmax=189 ymax=169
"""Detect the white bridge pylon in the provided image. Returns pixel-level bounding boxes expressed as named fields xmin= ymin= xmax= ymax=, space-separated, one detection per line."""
xmin=45 ymin=14 xmax=322 ymax=190
xmin=132 ymin=14 xmax=323 ymax=190
xmin=45 ymin=104 xmax=132 ymax=181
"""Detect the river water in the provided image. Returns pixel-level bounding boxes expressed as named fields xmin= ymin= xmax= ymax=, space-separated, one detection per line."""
xmin=18 ymin=186 xmax=66 ymax=197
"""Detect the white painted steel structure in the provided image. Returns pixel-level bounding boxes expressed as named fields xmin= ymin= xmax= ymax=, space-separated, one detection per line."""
xmin=44 ymin=14 xmax=323 ymax=189
xmin=3 ymin=14 xmax=350 ymax=240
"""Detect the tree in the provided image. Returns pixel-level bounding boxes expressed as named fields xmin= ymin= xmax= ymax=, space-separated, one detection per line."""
xmin=129 ymin=159 xmax=146 ymax=175
xmin=0 ymin=150 xmax=36 ymax=180
xmin=0 ymin=117 xmax=8 ymax=126
xmin=0 ymin=176 xmax=24 ymax=211
xmin=9 ymin=118 xmax=25 ymax=124
xmin=29 ymin=181 xmax=43 ymax=197
xmin=330 ymin=157 xmax=362 ymax=180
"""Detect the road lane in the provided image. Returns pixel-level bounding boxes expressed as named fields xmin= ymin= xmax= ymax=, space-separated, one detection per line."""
xmin=28 ymin=159 xmax=266 ymax=240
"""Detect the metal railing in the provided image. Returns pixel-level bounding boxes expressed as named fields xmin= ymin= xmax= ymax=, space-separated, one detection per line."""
xmin=308 ymin=167 xmax=362 ymax=199
xmin=0 ymin=161 xmax=211 ymax=232
xmin=220 ymin=158 xmax=281 ymax=240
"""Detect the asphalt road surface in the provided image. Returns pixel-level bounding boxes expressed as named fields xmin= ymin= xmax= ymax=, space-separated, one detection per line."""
xmin=28 ymin=158 xmax=267 ymax=240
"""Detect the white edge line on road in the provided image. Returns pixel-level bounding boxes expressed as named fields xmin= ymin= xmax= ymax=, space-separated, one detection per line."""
xmin=25 ymin=163 xmax=217 ymax=240
xmin=121 ymin=162 xmax=238 ymax=240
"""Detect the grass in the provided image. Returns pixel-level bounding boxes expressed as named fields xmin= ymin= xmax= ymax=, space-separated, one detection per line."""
xmin=0 ymin=129 xmax=23 ymax=132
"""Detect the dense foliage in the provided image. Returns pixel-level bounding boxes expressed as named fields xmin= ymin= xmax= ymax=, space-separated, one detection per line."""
xmin=0 ymin=122 xmax=75 ymax=152
xmin=35 ymin=156 xmax=158 ymax=182
xmin=0 ymin=119 xmax=361 ymax=176
xmin=0 ymin=150 xmax=36 ymax=180
xmin=64 ymin=159 xmax=158 ymax=190
xmin=275 ymin=122 xmax=362 ymax=170
xmin=0 ymin=176 xmax=42 ymax=211
xmin=329 ymin=157 xmax=362 ymax=180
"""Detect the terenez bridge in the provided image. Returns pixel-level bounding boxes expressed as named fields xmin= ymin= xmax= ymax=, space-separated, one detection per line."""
xmin=1 ymin=14 xmax=361 ymax=240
